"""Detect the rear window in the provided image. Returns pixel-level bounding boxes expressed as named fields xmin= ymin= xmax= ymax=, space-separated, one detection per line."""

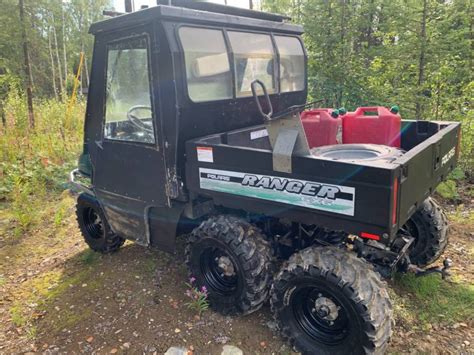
xmin=275 ymin=36 xmax=305 ymax=92
xmin=178 ymin=28 xmax=305 ymax=103
xmin=179 ymin=27 xmax=232 ymax=102
xmin=228 ymin=31 xmax=276 ymax=97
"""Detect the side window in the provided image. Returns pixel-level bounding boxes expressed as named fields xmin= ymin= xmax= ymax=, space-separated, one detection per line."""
xmin=104 ymin=36 xmax=155 ymax=144
xmin=275 ymin=36 xmax=305 ymax=92
xmin=179 ymin=27 xmax=232 ymax=102
xmin=228 ymin=32 xmax=276 ymax=97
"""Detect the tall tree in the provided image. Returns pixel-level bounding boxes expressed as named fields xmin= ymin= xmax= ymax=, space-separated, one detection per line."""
xmin=416 ymin=0 xmax=428 ymax=119
xmin=62 ymin=4 xmax=68 ymax=92
xmin=48 ymin=27 xmax=59 ymax=100
xmin=52 ymin=13 xmax=64 ymax=97
xmin=19 ymin=0 xmax=35 ymax=128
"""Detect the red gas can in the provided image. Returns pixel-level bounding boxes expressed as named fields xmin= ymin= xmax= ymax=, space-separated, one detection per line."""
xmin=301 ymin=109 xmax=342 ymax=148
xmin=342 ymin=106 xmax=401 ymax=147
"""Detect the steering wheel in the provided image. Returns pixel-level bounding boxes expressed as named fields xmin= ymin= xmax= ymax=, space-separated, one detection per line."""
xmin=126 ymin=105 xmax=154 ymax=133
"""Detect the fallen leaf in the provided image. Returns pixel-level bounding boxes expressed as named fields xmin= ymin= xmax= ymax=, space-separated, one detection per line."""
xmin=86 ymin=336 xmax=93 ymax=343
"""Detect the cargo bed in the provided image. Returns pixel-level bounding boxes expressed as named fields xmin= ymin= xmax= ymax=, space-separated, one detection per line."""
xmin=185 ymin=120 xmax=460 ymax=243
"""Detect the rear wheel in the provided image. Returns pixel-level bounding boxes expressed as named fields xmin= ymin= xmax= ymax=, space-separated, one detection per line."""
xmin=76 ymin=193 xmax=125 ymax=253
xmin=271 ymin=247 xmax=392 ymax=355
xmin=400 ymin=197 xmax=449 ymax=267
xmin=185 ymin=215 xmax=273 ymax=315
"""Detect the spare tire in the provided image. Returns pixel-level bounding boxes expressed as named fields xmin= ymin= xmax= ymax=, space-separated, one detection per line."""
xmin=311 ymin=144 xmax=404 ymax=163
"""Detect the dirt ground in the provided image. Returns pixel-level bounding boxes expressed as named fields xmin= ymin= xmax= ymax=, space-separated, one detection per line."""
xmin=0 ymin=193 xmax=472 ymax=354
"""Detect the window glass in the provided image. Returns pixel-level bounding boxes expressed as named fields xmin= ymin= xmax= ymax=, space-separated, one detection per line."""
xmin=104 ymin=36 xmax=155 ymax=144
xmin=228 ymin=32 xmax=276 ymax=97
xmin=275 ymin=36 xmax=305 ymax=92
xmin=179 ymin=27 xmax=232 ymax=102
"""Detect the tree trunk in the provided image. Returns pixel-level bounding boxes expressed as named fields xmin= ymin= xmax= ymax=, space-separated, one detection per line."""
xmin=52 ymin=14 xmax=64 ymax=97
xmin=84 ymin=53 xmax=90 ymax=87
xmin=48 ymin=27 xmax=59 ymax=100
xmin=338 ymin=0 xmax=347 ymax=107
xmin=62 ymin=5 xmax=68 ymax=93
xmin=416 ymin=0 xmax=428 ymax=120
xmin=19 ymin=0 xmax=35 ymax=128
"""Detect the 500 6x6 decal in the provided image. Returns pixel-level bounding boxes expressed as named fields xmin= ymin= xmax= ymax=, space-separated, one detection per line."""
xmin=199 ymin=168 xmax=355 ymax=216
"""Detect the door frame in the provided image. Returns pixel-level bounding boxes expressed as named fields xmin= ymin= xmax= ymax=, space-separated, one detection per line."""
xmin=90 ymin=23 xmax=169 ymax=246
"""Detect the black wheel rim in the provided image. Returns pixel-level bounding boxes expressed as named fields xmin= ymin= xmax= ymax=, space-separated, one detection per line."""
xmin=82 ymin=207 xmax=104 ymax=240
xmin=292 ymin=286 xmax=350 ymax=345
xmin=200 ymin=247 xmax=239 ymax=296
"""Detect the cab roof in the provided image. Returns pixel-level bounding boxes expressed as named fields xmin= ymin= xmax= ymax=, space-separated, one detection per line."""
xmin=89 ymin=2 xmax=304 ymax=35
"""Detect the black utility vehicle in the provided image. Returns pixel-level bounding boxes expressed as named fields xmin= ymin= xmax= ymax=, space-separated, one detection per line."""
xmin=71 ymin=1 xmax=461 ymax=353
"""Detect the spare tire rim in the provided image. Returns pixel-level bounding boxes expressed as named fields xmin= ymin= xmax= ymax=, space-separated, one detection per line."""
xmin=319 ymin=148 xmax=381 ymax=160
xmin=292 ymin=286 xmax=350 ymax=345
xmin=83 ymin=207 xmax=104 ymax=240
xmin=200 ymin=247 xmax=238 ymax=296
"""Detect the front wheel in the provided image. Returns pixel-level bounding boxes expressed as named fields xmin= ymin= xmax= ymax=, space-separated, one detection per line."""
xmin=185 ymin=215 xmax=273 ymax=315
xmin=271 ymin=247 xmax=392 ymax=355
xmin=76 ymin=193 xmax=125 ymax=253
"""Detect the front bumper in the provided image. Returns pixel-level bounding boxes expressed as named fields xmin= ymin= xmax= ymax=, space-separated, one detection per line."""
xmin=69 ymin=169 xmax=94 ymax=196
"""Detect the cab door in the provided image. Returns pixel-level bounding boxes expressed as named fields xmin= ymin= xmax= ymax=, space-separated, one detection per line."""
xmin=92 ymin=27 xmax=168 ymax=246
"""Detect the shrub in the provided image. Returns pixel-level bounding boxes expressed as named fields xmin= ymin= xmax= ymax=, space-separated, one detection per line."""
xmin=0 ymin=87 xmax=84 ymax=235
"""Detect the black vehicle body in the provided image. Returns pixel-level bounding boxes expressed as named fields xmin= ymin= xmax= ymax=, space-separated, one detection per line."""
xmin=74 ymin=1 xmax=461 ymax=256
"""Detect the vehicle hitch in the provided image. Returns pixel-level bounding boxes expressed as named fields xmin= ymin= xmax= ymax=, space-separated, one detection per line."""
xmin=408 ymin=258 xmax=453 ymax=279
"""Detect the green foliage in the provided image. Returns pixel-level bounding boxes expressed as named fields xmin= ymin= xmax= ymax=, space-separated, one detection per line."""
xmin=394 ymin=273 xmax=474 ymax=325
xmin=0 ymin=87 xmax=84 ymax=235
xmin=262 ymin=0 xmax=473 ymax=172
xmin=10 ymin=303 xmax=27 ymax=327
xmin=80 ymin=249 xmax=101 ymax=265
xmin=449 ymin=167 xmax=466 ymax=181
xmin=0 ymin=0 xmax=111 ymax=98
xmin=436 ymin=167 xmax=468 ymax=199
xmin=436 ymin=180 xmax=459 ymax=200
xmin=184 ymin=279 xmax=210 ymax=316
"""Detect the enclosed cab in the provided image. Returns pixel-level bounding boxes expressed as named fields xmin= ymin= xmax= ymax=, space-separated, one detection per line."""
xmin=77 ymin=2 xmax=306 ymax=250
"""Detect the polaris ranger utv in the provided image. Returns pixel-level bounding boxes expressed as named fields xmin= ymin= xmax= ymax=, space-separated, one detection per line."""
xmin=71 ymin=1 xmax=461 ymax=353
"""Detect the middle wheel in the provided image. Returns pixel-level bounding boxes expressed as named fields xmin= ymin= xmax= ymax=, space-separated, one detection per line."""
xmin=185 ymin=215 xmax=273 ymax=315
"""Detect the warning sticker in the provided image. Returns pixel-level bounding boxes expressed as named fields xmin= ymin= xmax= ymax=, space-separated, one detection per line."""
xmin=197 ymin=147 xmax=214 ymax=163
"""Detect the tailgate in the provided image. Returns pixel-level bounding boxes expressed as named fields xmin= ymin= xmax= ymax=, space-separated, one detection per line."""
xmin=395 ymin=121 xmax=461 ymax=226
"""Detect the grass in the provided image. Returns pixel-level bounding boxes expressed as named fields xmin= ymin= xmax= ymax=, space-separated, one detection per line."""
xmin=394 ymin=273 xmax=474 ymax=326
xmin=436 ymin=180 xmax=459 ymax=200
xmin=0 ymin=89 xmax=84 ymax=237
xmin=448 ymin=205 xmax=474 ymax=223
xmin=10 ymin=302 xmax=27 ymax=327
xmin=80 ymin=249 xmax=101 ymax=265
xmin=7 ymin=267 xmax=96 ymax=336
xmin=435 ymin=167 xmax=468 ymax=200
xmin=143 ymin=256 xmax=158 ymax=274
